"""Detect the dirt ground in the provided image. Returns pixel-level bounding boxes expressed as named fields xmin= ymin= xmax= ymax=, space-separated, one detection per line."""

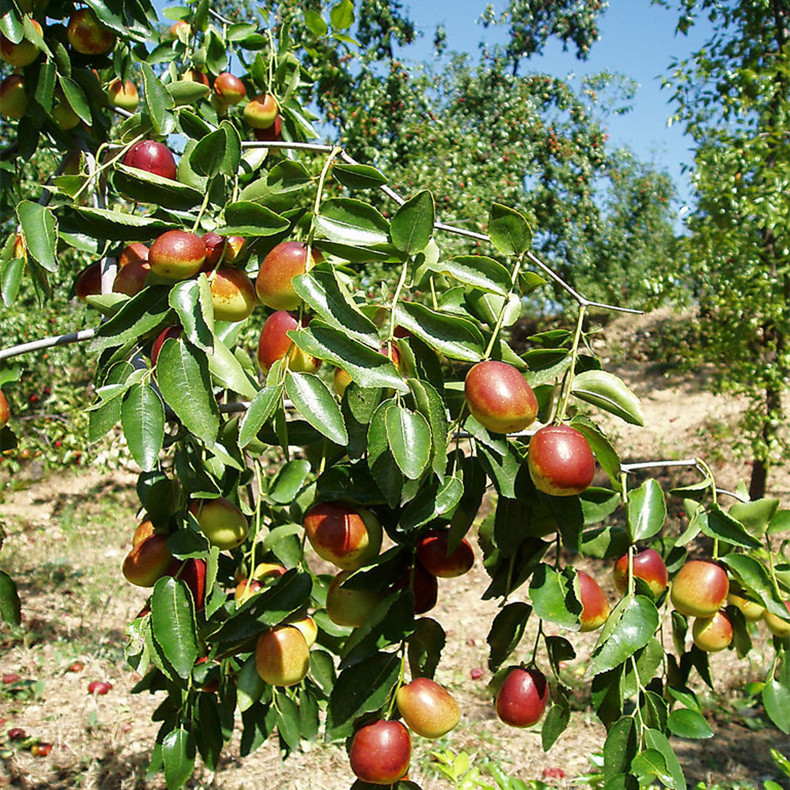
xmin=1 ymin=310 xmax=790 ymax=790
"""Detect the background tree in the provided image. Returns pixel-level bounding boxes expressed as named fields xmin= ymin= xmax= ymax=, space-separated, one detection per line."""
xmin=662 ymin=0 xmax=790 ymax=497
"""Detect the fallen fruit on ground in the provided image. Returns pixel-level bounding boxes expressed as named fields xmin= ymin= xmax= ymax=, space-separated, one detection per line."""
xmin=670 ymin=559 xmax=729 ymax=618
xmin=349 ymin=719 xmax=411 ymax=785
xmin=396 ymin=677 xmax=460 ymax=738
xmin=528 ymin=424 xmax=596 ymax=496
xmin=495 ymin=667 xmax=549 ymax=728
xmin=464 ymin=360 xmax=538 ymax=434
xmin=88 ymin=681 xmax=112 ymax=695
xmin=254 ymin=625 xmax=310 ymax=686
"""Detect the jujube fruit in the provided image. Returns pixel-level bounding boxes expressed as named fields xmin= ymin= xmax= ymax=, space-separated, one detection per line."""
xmin=149 ymin=230 xmax=206 ymax=281
xmin=349 ymin=719 xmax=411 ymax=785
xmin=255 ymin=625 xmax=310 ymax=686
xmin=612 ymin=548 xmax=669 ymax=598
xmin=495 ymin=667 xmax=549 ymax=728
xmin=302 ymin=501 xmax=382 ymax=570
xmin=670 ymin=560 xmax=729 ymax=618
xmin=255 ymin=241 xmax=320 ymax=311
xmin=396 ymin=677 xmax=460 ymax=738
xmin=464 ymin=360 xmax=538 ymax=434
xmin=528 ymin=424 xmax=595 ymax=496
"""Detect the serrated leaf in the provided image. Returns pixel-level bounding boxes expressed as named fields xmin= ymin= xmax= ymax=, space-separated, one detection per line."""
xmin=763 ymin=679 xmax=790 ymax=733
xmin=489 ymin=203 xmax=532 ymax=256
xmin=385 ymin=406 xmax=431 ymax=480
xmin=487 ymin=602 xmax=531 ymax=671
xmin=285 ymin=372 xmax=348 ymax=445
xmin=0 ymin=571 xmax=21 ymax=626
xmin=121 ymin=384 xmax=165 ymax=472
xmin=571 ymin=370 xmax=644 ymax=426
xmin=627 ymin=479 xmax=666 ymax=541
xmin=667 ymin=708 xmax=714 ymax=739
xmin=393 ymin=302 xmax=484 ymax=362
xmin=208 ymin=337 xmax=258 ymax=399
xmin=157 ymin=338 xmax=220 ymax=442
xmin=590 ymin=596 xmax=659 ymax=676
xmin=390 ymin=190 xmax=434 ymax=254
xmin=239 ymin=385 xmax=282 ymax=447
xmin=427 ymin=255 xmax=510 ymax=295
xmin=169 ymin=278 xmax=213 ymax=352
xmin=151 ymin=577 xmax=198 ymax=679
xmin=16 ymin=202 xmax=57 ymax=272
xmin=332 ymin=162 xmax=387 ymax=189
xmin=701 ymin=504 xmax=761 ymax=549
xmin=214 ymin=201 xmax=289 ymax=237
xmin=162 ymin=727 xmax=196 ymax=790
xmin=314 ymin=198 xmax=389 ymax=247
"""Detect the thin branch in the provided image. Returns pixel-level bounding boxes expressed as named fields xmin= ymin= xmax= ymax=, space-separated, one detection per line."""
xmin=0 ymin=329 xmax=97 ymax=361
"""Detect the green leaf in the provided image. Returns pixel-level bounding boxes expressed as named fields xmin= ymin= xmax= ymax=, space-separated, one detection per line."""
xmin=169 ymin=278 xmax=213 ymax=352
xmin=571 ymin=370 xmax=644 ymax=426
xmin=729 ymin=498 xmax=779 ymax=538
xmin=385 ymin=406 xmax=431 ymax=480
xmin=399 ymin=475 xmax=463 ymax=530
xmin=314 ymin=198 xmax=389 ymax=247
xmin=114 ymin=164 xmax=203 ymax=211
xmin=407 ymin=617 xmax=445 ymax=679
xmin=304 ymin=8 xmax=328 ymax=36
xmin=529 ymin=564 xmax=581 ymax=630
xmin=167 ymin=79 xmax=209 ymax=105
xmin=700 ymin=504 xmax=762 ymax=549
xmin=215 ymin=202 xmax=290 ymax=237
xmin=408 ymin=379 xmax=448 ymax=480
xmin=269 ymin=460 xmax=311 ymax=504
xmin=332 ymin=163 xmax=387 ymax=190
xmin=488 ymin=203 xmax=532 ymax=256
xmin=67 ymin=206 xmax=176 ymax=241
xmin=292 ymin=264 xmax=379 ymax=345
xmin=542 ymin=686 xmax=570 ymax=750
xmin=191 ymin=121 xmax=241 ymax=177
xmin=239 ymin=385 xmax=282 ymax=447
xmin=604 ymin=717 xmax=637 ymax=780
xmin=157 ymin=338 xmax=220 ymax=442
xmin=390 ymin=190 xmax=434 ymax=254
xmin=161 ymin=727 xmax=196 ymax=790
xmin=763 ymin=679 xmax=790 ymax=733
xmin=721 ymin=554 xmax=790 ymax=619
xmin=643 ymin=729 xmax=686 ymax=790
xmin=667 ymin=708 xmax=714 ymax=739
xmin=141 ymin=62 xmax=175 ymax=136
xmin=121 ymin=384 xmax=165 ymax=472
xmin=590 ymin=595 xmax=659 ymax=676
xmin=327 ymin=651 xmax=400 ymax=738
xmin=16 ymin=201 xmax=57 ymax=272
xmin=329 ymin=0 xmax=354 ymax=30
xmin=208 ymin=337 xmax=258 ymax=399
xmin=290 ymin=321 xmax=408 ymax=392
xmin=627 ymin=479 xmax=666 ymax=542
xmin=427 ymin=255 xmax=510 ymax=295
xmin=0 ymin=570 xmax=21 ymax=626
xmin=285 ymin=372 xmax=348 ymax=445
xmin=58 ymin=75 xmax=91 ymax=125
xmin=631 ymin=749 xmax=672 ymax=786
xmin=151 ymin=577 xmax=199 ymax=680
xmin=393 ymin=302 xmax=484 ymax=362
xmin=91 ymin=288 xmax=170 ymax=351
xmin=487 ymin=602 xmax=531 ymax=671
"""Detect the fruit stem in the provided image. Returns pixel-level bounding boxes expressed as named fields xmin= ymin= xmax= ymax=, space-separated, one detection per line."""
xmin=307 ymin=145 xmax=342 ymax=251
xmin=387 ymin=258 xmax=410 ymax=343
xmin=482 ymin=256 xmax=523 ymax=360
xmin=191 ymin=188 xmax=212 ymax=233
xmin=72 ymin=134 xmax=145 ymax=203
xmin=529 ymin=620 xmax=544 ymax=667
xmin=627 ymin=544 xmax=636 ymax=598
xmin=385 ymin=648 xmax=407 ymax=720
xmin=555 ymin=303 xmax=587 ymax=423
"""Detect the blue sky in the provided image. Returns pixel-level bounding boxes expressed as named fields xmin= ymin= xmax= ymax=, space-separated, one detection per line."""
xmin=392 ymin=0 xmax=713 ymax=215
